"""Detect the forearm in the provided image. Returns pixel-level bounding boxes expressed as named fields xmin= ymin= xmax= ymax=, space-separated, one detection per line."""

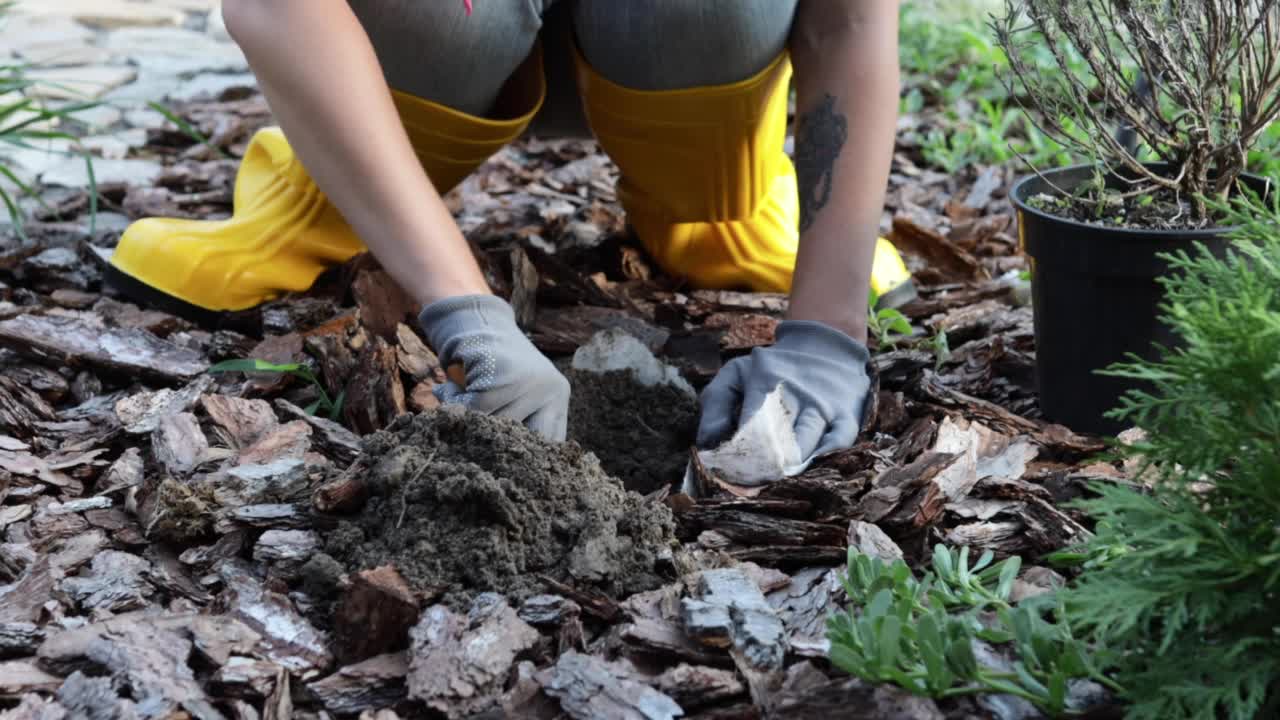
xmin=221 ymin=0 xmax=489 ymax=306
xmin=787 ymin=1 xmax=900 ymax=343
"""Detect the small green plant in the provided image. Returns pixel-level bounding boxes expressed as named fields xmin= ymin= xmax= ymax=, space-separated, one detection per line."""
xmin=867 ymin=288 xmax=915 ymax=348
xmin=1056 ymin=188 xmax=1280 ymax=720
xmin=929 ymin=329 xmax=952 ymax=371
xmin=921 ymin=99 xmax=1074 ymax=173
xmin=827 ymin=545 xmax=1119 ymax=717
xmin=209 ymin=358 xmax=345 ymax=422
xmin=869 ymin=307 xmax=914 ymax=348
xmin=899 ymin=1 xmax=1011 ymax=106
xmin=900 ymin=1 xmax=1077 ymax=173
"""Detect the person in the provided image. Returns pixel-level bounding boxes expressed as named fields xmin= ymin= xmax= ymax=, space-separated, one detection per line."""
xmin=106 ymin=0 xmax=902 ymax=468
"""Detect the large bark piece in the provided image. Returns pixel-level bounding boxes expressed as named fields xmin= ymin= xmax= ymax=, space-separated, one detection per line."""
xmin=0 ymin=376 xmax=57 ymax=440
xmin=767 ymin=568 xmax=844 ymax=655
xmin=0 ymin=534 xmax=90 ymax=597
xmin=0 ymin=694 xmax=69 ymax=719
xmin=275 ymin=400 xmax=360 ymax=465
xmin=682 ymin=569 xmax=787 ymax=671
xmin=654 ymin=663 xmax=745 ymax=710
xmin=407 ymin=593 xmax=540 ymax=719
xmin=115 ymin=376 xmax=214 ymax=435
xmin=676 ymin=508 xmax=845 ymax=547
xmin=97 ymin=448 xmax=143 ymax=495
xmin=0 ymin=660 xmax=61 ymax=696
xmin=217 ymin=560 xmax=332 ymax=679
xmin=0 ymin=623 xmax=44 ymax=660
xmin=848 ymin=521 xmax=905 ymax=564
xmin=536 ymin=651 xmax=683 ymax=720
xmin=620 ymin=617 xmax=728 ymax=667
xmin=343 ymin=335 xmax=407 ymax=435
xmin=0 ymin=314 xmax=209 ymax=383
xmin=395 ymin=323 xmax=439 ymax=383
xmin=353 ymin=268 xmax=417 ymax=343
xmin=52 ymin=672 xmax=138 ymax=719
xmin=59 ymin=550 xmax=153 ymax=613
xmin=201 ymin=395 xmax=279 ymax=449
xmin=151 ymin=412 xmax=209 ymax=477
xmin=682 ymin=568 xmax=788 ymax=707
xmin=334 ymin=566 xmax=420 ymax=664
xmin=772 ymin=662 xmax=944 ymax=719
xmin=308 ymin=652 xmax=408 ymax=716
xmin=36 ymin=616 xmax=226 ymax=720
xmin=889 ymin=215 xmax=989 ymax=283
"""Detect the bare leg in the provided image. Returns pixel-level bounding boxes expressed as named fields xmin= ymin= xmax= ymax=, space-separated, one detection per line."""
xmin=220 ymin=0 xmax=499 ymax=307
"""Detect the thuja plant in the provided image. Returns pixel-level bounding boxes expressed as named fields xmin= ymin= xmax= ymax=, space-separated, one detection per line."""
xmin=826 ymin=545 xmax=1119 ymax=717
xmin=993 ymin=0 xmax=1280 ymax=223
xmin=1057 ymin=189 xmax=1280 ymax=720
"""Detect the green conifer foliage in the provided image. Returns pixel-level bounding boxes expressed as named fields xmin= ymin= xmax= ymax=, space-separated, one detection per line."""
xmin=1063 ymin=189 xmax=1280 ymax=720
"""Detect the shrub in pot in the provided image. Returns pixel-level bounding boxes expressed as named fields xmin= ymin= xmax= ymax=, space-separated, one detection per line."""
xmin=993 ymin=0 xmax=1280 ymax=433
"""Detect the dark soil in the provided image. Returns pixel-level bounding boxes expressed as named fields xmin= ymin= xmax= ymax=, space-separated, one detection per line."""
xmin=566 ymin=368 xmax=698 ymax=495
xmin=323 ymin=407 xmax=678 ymax=608
xmin=1026 ymin=187 xmax=1227 ymax=230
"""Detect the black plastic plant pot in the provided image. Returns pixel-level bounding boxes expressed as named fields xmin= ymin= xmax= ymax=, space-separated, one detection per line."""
xmin=1010 ymin=163 xmax=1270 ymax=435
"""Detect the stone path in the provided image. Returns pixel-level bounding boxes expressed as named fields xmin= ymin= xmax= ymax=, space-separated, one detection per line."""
xmin=0 ymin=0 xmax=255 ymax=202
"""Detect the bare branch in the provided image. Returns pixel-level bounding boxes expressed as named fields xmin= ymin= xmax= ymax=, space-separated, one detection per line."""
xmin=998 ymin=0 xmax=1280 ymax=220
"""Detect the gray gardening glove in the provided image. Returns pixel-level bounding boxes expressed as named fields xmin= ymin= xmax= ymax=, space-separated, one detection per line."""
xmin=418 ymin=294 xmax=570 ymax=441
xmin=696 ymin=320 xmax=872 ymax=464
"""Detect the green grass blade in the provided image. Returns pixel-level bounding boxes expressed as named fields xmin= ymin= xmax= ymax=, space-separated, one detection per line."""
xmin=82 ymin=149 xmax=96 ymax=234
xmin=0 ymin=182 xmax=25 ymax=241
xmin=208 ymin=358 xmax=304 ymax=374
xmin=147 ymin=101 xmax=232 ymax=159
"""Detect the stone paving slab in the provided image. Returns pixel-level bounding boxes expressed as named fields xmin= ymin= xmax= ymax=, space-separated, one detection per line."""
xmin=25 ymin=66 xmax=140 ymax=101
xmin=17 ymin=0 xmax=187 ymax=30
xmin=0 ymin=0 xmax=255 ymax=199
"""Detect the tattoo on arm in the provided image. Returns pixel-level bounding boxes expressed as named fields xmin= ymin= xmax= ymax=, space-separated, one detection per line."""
xmin=794 ymin=93 xmax=848 ymax=233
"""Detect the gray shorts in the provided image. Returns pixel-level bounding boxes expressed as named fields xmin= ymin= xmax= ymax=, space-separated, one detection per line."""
xmin=347 ymin=0 xmax=799 ymax=136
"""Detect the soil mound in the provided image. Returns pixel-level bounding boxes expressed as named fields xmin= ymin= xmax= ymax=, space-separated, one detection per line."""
xmin=566 ymin=368 xmax=697 ymax=494
xmin=324 ymin=407 xmax=677 ymax=607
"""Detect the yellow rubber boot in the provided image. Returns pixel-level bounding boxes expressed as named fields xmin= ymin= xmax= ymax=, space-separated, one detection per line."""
xmin=576 ymin=48 xmax=917 ymax=304
xmin=108 ymin=54 xmax=545 ymax=316
xmin=575 ymin=48 xmax=798 ymax=292
xmin=871 ymin=237 xmax=917 ymax=309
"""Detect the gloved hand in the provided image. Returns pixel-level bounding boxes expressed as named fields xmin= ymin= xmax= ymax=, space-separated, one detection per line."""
xmin=418 ymin=294 xmax=570 ymax=440
xmin=696 ymin=320 xmax=871 ymax=465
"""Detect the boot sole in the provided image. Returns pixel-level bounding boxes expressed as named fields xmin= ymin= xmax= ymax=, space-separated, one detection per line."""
xmin=103 ymin=263 xmax=264 ymax=334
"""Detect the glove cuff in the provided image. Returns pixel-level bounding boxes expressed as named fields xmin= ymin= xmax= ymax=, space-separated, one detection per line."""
xmin=774 ymin=320 xmax=871 ymax=366
xmin=417 ymin=293 xmax=516 ymax=352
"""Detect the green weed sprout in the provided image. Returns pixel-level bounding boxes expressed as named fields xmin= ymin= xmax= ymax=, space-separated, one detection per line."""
xmin=208 ymin=358 xmax=345 ymax=422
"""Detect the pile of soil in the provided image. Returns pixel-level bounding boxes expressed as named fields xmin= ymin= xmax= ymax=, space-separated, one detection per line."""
xmin=323 ymin=407 xmax=677 ymax=607
xmin=566 ymin=368 xmax=698 ymax=494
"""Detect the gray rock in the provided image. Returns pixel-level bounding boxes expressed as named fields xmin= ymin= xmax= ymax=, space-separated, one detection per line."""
xmin=61 ymin=104 xmax=123 ymax=131
xmin=25 ymin=66 xmax=139 ymax=101
xmin=20 ymin=0 xmax=186 ymax=29
xmin=167 ymin=72 xmax=257 ymax=102
xmin=123 ymin=107 xmax=171 ymax=130
xmin=79 ymin=130 xmax=147 ymax=161
xmin=42 ymin=157 xmax=162 ymax=188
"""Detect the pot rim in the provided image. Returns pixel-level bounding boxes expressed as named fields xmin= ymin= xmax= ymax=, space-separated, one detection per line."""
xmin=1009 ymin=162 xmax=1273 ymax=238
